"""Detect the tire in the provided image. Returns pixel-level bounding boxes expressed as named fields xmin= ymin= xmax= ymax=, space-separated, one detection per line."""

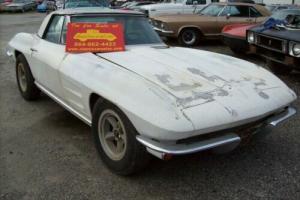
xmin=267 ymin=60 xmax=292 ymax=75
xmin=16 ymin=54 xmax=40 ymax=100
xmin=178 ymin=28 xmax=200 ymax=47
xmin=92 ymin=100 xmax=150 ymax=175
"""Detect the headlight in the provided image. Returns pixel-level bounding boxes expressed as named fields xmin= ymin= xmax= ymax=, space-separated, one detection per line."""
xmin=289 ymin=42 xmax=300 ymax=57
xmin=247 ymin=31 xmax=255 ymax=44
xmin=292 ymin=43 xmax=300 ymax=56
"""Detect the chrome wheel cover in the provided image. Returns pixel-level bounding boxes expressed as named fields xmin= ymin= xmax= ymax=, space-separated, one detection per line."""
xmin=98 ymin=109 xmax=127 ymax=161
xmin=182 ymin=30 xmax=196 ymax=45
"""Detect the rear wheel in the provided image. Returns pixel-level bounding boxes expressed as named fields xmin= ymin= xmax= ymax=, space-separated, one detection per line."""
xmin=179 ymin=28 xmax=200 ymax=47
xmin=16 ymin=54 xmax=40 ymax=100
xmin=267 ymin=60 xmax=292 ymax=75
xmin=92 ymin=100 xmax=150 ymax=175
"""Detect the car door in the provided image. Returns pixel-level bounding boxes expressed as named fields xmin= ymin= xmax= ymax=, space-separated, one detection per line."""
xmin=217 ymin=5 xmax=255 ymax=33
xmin=30 ymin=15 xmax=66 ymax=98
xmin=196 ymin=3 xmax=224 ymax=35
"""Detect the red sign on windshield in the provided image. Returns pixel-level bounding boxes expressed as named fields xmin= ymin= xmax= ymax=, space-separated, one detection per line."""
xmin=66 ymin=23 xmax=125 ymax=53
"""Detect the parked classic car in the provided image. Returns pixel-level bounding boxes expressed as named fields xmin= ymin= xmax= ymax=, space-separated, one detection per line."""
xmin=37 ymin=0 xmax=56 ymax=12
xmin=0 ymin=0 xmax=12 ymax=12
xmin=151 ymin=2 xmax=270 ymax=46
xmin=222 ymin=9 xmax=300 ymax=54
xmin=7 ymin=8 xmax=297 ymax=175
xmin=247 ymin=10 xmax=300 ymax=75
xmin=138 ymin=0 xmax=214 ymax=18
xmin=2 ymin=0 xmax=36 ymax=12
xmin=222 ymin=23 xmax=256 ymax=53
xmin=64 ymin=0 xmax=109 ymax=8
xmin=266 ymin=4 xmax=299 ymax=13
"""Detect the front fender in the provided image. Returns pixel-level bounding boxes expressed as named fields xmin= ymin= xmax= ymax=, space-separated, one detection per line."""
xmin=8 ymin=33 xmax=35 ymax=59
xmin=59 ymin=53 xmax=195 ymax=141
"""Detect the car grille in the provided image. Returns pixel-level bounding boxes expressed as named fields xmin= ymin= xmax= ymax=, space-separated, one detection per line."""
xmin=256 ymin=34 xmax=286 ymax=53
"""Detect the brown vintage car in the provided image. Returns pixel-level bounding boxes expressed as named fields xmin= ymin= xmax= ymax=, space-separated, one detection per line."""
xmin=151 ymin=2 xmax=270 ymax=46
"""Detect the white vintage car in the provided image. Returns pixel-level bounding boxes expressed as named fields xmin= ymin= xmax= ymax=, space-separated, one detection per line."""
xmin=7 ymin=8 xmax=297 ymax=175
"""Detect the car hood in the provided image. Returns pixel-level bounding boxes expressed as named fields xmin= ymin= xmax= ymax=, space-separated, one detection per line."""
xmin=98 ymin=46 xmax=296 ymax=111
xmin=251 ymin=25 xmax=300 ymax=42
xmin=223 ymin=24 xmax=258 ymax=38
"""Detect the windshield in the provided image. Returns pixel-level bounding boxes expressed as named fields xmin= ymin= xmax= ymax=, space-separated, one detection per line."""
xmin=199 ymin=4 xmax=224 ymax=16
xmin=71 ymin=15 xmax=163 ymax=45
xmin=65 ymin=0 xmax=109 ymax=8
xmin=270 ymin=9 xmax=300 ymax=20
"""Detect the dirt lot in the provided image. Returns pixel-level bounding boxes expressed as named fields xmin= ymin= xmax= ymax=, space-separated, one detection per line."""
xmin=0 ymin=12 xmax=300 ymax=200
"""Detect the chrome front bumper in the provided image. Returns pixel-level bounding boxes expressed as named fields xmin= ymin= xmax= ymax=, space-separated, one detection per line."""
xmin=153 ymin=27 xmax=174 ymax=35
xmin=136 ymin=106 xmax=296 ymax=159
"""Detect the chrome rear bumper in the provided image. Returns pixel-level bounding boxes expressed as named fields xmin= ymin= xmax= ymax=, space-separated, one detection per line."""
xmin=136 ymin=106 xmax=296 ymax=159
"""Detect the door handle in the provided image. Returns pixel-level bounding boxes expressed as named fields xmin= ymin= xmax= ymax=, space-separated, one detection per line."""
xmin=30 ymin=48 xmax=38 ymax=52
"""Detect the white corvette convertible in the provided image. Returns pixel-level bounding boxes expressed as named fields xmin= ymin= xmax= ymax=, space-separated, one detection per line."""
xmin=7 ymin=8 xmax=297 ymax=175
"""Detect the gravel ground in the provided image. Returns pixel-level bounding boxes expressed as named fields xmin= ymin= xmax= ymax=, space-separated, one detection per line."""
xmin=0 ymin=12 xmax=299 ymax=200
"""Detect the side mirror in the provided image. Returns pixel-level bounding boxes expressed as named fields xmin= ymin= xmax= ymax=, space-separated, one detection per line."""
xmin=226 ymin=13 xmax=231 ymax=19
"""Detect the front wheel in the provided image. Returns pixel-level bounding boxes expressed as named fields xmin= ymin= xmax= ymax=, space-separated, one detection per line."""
xmin=92 ymin=100 xmax=150 ymax=175
xmin=178 ymin=28 xmax=200 ymax=47
xmin=16 ymin=54 xmax=40 ymax=100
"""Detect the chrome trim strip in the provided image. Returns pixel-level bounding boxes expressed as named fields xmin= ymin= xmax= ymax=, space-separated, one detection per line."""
xmin=153 ymin=27 xmax=174 ymax=34
xmin=35 ymin=81 xmax=92 ymax=126
xmin=268 ymin=107 xmax=296 ymax=127
xmin=136 ymin=133 xmax=241 ymax=155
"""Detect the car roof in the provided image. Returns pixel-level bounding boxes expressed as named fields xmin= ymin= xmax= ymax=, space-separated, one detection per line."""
xmin=214 ymin=2 xmax=261 ymax=6
xmin=212 ymin=2 xmax=270 ymax=16
xmin=53 ymin=7 xmax=142 ymax=15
